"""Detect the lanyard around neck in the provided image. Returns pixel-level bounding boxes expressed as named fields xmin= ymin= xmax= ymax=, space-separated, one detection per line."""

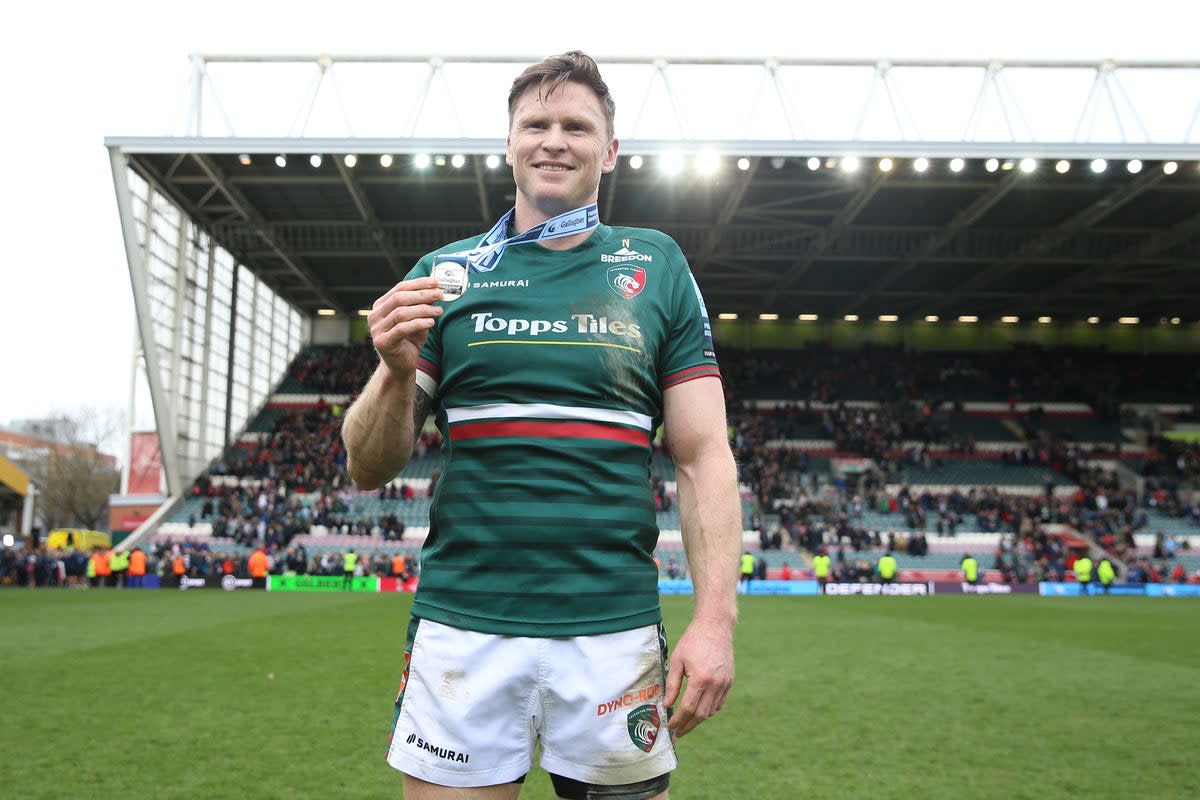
xmin=440 ymin=203 xmax=600 ymax=274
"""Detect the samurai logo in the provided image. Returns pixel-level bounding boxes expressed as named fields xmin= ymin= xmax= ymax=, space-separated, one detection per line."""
xmin=627 ymin=704 xmax=660 ymax=752
xmin=608 ymin=265 xmax=647 ymax=299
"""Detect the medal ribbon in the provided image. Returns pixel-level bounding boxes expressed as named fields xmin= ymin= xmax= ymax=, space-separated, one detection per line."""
xmin=438 ymin=203 xmax=599 ymax=274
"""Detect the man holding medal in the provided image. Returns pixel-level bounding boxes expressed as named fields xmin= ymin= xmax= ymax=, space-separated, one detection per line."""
xmin=343 ymin=51 xmax=740 ymax=800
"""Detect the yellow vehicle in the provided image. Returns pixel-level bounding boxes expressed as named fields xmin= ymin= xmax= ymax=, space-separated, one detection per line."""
xmin=46 ymin=528 xmax=111 ymax=551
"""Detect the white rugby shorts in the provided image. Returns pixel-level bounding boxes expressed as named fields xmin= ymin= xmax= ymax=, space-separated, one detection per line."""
xmin=385 ymin=618 xmax=678 ymax=787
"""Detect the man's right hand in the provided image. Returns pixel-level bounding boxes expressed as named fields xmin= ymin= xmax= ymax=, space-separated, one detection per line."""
xmin=368 ymin=276 xmax=444 ymax=375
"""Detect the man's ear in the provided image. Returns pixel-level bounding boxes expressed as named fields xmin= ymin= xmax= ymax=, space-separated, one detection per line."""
xmin=601 ymin=137 xmax=619 ymax=174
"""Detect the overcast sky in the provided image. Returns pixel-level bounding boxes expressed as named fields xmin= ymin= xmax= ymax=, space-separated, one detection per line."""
xmin=1 ymin=0 xmax=1195 ymax=456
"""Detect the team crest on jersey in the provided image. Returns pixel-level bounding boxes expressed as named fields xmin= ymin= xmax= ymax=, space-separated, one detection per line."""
xmin=608 ymin=265 xmax=646 ymax=299
xmin=627 ymin=704 xmax=660 ymax=752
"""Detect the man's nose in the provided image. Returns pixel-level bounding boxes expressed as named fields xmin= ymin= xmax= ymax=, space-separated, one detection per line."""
xmin=541 ymin=124 xmax=567 ymax=150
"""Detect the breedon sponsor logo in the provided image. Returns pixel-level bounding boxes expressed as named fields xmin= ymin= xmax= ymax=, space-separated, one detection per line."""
xmin=601 ymin=241 xmax=654 ymax=263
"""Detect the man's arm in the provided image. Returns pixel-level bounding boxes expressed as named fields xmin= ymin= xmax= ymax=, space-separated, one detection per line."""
xmin=343 ymin=371 xmax=434 ymax=490
xmin=661 ymin=375 xmax=740 ymax=738
xmin=342 ymin=276 xmax=442 ymax=490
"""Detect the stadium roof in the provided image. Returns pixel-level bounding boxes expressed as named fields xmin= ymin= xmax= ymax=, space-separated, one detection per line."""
xmin=107 ymin=55 xmax=1200 ymax=323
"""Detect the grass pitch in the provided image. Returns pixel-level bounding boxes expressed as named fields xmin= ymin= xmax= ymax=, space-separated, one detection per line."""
xmin=4 ymin=590 xmax=1198 ymax=799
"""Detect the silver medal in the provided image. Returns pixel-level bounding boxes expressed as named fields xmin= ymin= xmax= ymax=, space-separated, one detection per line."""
xmin=432 ymin=261 xmax=469 ymax=302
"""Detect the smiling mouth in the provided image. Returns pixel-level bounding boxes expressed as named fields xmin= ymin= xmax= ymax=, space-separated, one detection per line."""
xmin=534 ymin=163 xmax=572 ymax=171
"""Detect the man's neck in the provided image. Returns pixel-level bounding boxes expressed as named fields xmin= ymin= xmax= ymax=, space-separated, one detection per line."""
xmin=513 ymin=198 xmax=598 ymax=251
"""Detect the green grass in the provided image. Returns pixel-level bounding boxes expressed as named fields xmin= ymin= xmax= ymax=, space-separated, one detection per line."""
xmin=4 ymin=590 xmax=1199 ymax=799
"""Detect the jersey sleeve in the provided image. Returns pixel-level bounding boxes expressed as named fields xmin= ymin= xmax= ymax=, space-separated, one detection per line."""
xmin=657 ymin=238 xmax=722 ymax=391
xmin=403 ymin=257 xmax=443 ymax=399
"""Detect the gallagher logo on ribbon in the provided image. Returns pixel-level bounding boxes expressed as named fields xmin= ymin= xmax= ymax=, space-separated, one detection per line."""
xmin=608 ymin=265 xmax=647 ymax=299
xmin=627 ymin=704 xmax=660 ymax=752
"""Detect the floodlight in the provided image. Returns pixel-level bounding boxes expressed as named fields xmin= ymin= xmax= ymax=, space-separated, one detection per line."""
xmin=659 ymin=151 xmax=685 ymax=175
xmin=309 ymin=154 xmax=323 ymax=168
xmin=414 ymin=153 xmax=431 ymax=169
xmin=878 ymin=158 xmax=894 ymax=172
xmin=843 ymin=314 xmax=859 ymax=322
xmin=1019 ymin=158 xmax=1037 ymax=173
xmin=913 ymin=157 xmax=929 ymax=173
xmin=451 ymin=154 xmax=466 ymax=168
xmin=1090 ymin=158 xmax=1107 ymax=173
xmin=485 ymin=154 xmax=501 ymax=169
xmin=807 ymin=156 xmax=821 ymax=171
xmin=629 ymin=155 xmax=644 ymax=170
xmin=841 ymin=156 xmax=861 ymax=173
xmin=985 ymin=158 xmax=999 ymax=173
xmin=1126 ymin=159 xmax=1143 ymax=173
xmin=380 ymin=154 xmax=394 ymax=167
xmin=924 ymin=315 xmax=939 ymax=322
xmin=949 ymin=158 xmax=965 ymax=173
xmin=737 ymin=157 xmax=751 ymax=171
xmin=696 ymin=151 xmax=720 ymax=175
xmin=717 ymin=313 xmax=738 ymax=320
xmin=1055 ymin=160 xmax=1070 ymax=173
xmin=344 ymin=154 xmax=358 ymax=168
xmin=798 ymin=314 xmax=819 ymax=321
xmin=879 ymin=315 xmax=899 ymax=322
xmin=759 ymin=313 xmax=779 ymax=321
xmin=274 ymin=154 xmax=287 ymax=168
xmin=1163 ymin=161 xmax=1178 ymax=175
xmin=238 ymin=154 xmax=252 ymax=166
xmin=1001 ymin=316 xmax=1019 ymax=323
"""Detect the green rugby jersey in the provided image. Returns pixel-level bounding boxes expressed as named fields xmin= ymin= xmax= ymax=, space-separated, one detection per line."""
xmin=405 ymin=223 xmax=721 ymax=637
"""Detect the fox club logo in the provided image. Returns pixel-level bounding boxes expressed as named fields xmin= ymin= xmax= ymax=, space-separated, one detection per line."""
xmin=608 ymin=265 xmax=646 ymax=299
xmin=627 ymin=704 xmax=660 ymax=752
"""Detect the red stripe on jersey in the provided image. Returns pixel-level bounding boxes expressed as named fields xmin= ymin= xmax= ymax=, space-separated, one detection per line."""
xmin=661 ymin=365 xmax=722 ymax=390
xmin=417 ymin=358 xmax=441 ymax=382
xmin=450 ymin=420 xmax=650 ymax=447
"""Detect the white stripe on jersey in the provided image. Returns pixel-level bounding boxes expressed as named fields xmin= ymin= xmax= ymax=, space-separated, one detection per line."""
xmin=446 ymin=402 xmax=652 ymax=431
xmin=415 ymin=370 xmax=439 ymax=399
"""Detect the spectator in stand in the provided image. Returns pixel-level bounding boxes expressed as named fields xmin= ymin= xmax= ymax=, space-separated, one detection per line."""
xmin=740 ymin=551 xmax=756 ymax=590
xmin=812 ymin=549 xmax=831 ymax=586
xmin=247 ymin=546 xmax=269 ymax=583
xmin=343 ymin=549 xmax=358 ymax=590
xmin=93 ymin=546 xmax=111 ymax=588
xmin=127 ymin=547 xmax=147 ymax=588
xmin=876 ymin=551 xmax=898 ymax=584
xmin=171 ymin=551 xmax=186 ymax=586
xmin=1074 ymin=554 xmax=1093 ymax=596
xmin=961 ymin=553 xmax=979 ymax=586
xmin=1097 ymin=557 xmax=1116 ymax=594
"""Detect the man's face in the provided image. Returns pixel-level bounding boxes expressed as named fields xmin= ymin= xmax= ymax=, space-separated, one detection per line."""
xmin=506 ymin=80 xmax=618 ymax=221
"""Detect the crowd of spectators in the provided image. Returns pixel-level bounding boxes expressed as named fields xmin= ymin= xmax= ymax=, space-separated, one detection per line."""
xmin=208 ymin=399 xmax=350 ymax=492
xmin=0 ymin=538 xmax=422 ymax=588
xmin=9 ymin=343 xmax=1199 ymax=588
